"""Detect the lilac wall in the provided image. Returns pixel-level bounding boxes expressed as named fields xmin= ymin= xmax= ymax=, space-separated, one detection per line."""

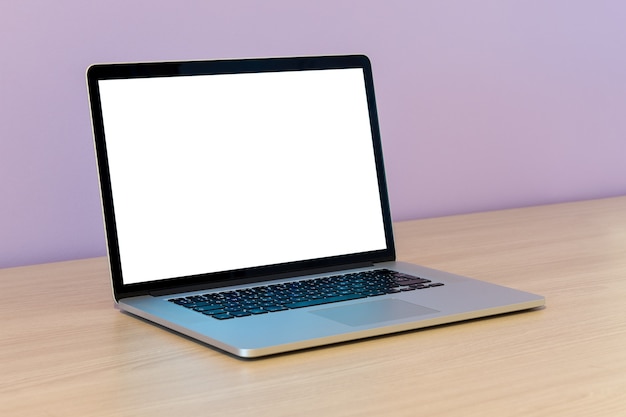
xmin=2 ymin=1 xmax=626 ymax=269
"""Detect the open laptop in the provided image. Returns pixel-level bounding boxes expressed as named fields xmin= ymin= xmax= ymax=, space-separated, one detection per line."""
xmin=86 ymin=54 xmax=544 ymax=358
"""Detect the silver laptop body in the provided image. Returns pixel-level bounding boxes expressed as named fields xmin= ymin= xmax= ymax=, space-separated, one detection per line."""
xmin=87 ymin=55 xmax=544 ymax=358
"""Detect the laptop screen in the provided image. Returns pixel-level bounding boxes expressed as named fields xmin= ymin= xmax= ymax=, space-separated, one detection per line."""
xmin=94 ymin=62 xmax=390 ymax=286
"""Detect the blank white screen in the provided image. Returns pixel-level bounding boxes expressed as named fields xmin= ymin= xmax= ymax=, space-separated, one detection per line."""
xmin=98 ymin=68 xmax=387 ymax=284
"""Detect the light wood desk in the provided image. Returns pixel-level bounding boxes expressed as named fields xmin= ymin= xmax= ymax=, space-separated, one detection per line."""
xmin=2 ymin=197 xmax=626 ymax=416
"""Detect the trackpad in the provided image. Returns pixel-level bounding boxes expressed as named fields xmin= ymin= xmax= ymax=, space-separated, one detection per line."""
xmin=310 ymin=299 xmax=439 ymax=327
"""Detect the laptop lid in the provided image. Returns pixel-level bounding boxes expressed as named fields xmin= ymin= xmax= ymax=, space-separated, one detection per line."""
xmin=87 ymin=55 xmax=396 ymax=301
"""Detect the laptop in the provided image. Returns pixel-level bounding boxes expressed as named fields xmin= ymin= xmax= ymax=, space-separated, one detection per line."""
xmin=86 ymin=54 xmax=544 ymax=358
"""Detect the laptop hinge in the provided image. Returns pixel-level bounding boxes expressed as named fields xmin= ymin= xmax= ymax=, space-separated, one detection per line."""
xmin=150 ymin=262 xmax=375 ymax=297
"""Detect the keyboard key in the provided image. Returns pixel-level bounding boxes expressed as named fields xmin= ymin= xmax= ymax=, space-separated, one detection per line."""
xmin=200 ymin=309 xmax=227 ymax=316
xmin=264 ymin=305 xmax=288 ymax=312
xmin=212 ymin=313 xmax=234 ymax=320
xmin=230 ymin=311 xmax=252 ymax=318
xmin=285 ymin=293 xmax=366 ymax=309
xmin=193 ymin=304 xmax=224 ymax=312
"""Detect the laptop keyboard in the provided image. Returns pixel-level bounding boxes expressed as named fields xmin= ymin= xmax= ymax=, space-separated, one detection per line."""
xmin=168 ymin=269 xmax=444 ymax=320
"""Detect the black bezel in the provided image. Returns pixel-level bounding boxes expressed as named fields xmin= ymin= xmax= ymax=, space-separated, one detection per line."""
xmin=86 ymin=54 xmax=396 ymax=301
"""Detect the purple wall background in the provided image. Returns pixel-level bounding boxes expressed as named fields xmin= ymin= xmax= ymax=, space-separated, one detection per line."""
xmin=2 ymin=0 xmax=626 ymax=269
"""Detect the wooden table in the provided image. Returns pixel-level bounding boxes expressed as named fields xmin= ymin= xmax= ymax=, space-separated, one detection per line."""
xmin=2 ymin=197 xmax=626 ymax=416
